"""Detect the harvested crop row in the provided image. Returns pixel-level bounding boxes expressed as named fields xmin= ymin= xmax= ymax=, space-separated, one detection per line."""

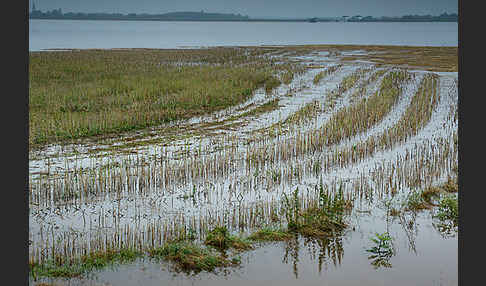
xmin=29 ymin=128 xmax=456 ymax=268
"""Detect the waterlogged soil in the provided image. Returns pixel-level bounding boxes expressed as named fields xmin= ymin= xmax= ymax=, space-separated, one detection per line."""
xmin=29 ymin=46 xmax=388 ymax=178
xmin=28 ymin=62 xmax=356 ymax=178
xmin=30 ymin=206 xmax=457 ymax=286
xmin=29 ymin=46 xmax=458 ymax=286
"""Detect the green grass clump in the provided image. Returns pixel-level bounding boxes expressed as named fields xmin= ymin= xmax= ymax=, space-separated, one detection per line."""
xmin=282 ymin=185 xmax=351 ymax=238
xmin=148 ymin=241 xmax=236 ymax=273
xmin=432 ymin=193 xmax=458 ymax=237
xmin=29 ymin=248 xmax=141 ymax=279
xmin=204 ymin=226 xmax=253 ymax=251
xmin=435 ymin=194 xmax=458 ymax=224
xmin=404 ymin=190 xmax=432 ymax=211
xmin=404 ymin=179 xmax=457 ymax=212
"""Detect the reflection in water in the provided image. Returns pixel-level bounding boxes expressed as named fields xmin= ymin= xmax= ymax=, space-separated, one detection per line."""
xmin=365 ymin=232 xmax=395 ymax=269
xmin=432 ymin=219 xmax=457 ymax=239
xmin=397 ymin=211 xmax=419 ymax=254
xmin=368 ymin=253 xmax=392 ymax=269
xmin=432 ymin=194 xmax=458 ymax=239
xmin=282 ymin=234 xmax=344 ymax=278
xmin=283 ymin=235 xmax=300 ymax=278
xmin=305 ymin=235 xmax=344 ymax=273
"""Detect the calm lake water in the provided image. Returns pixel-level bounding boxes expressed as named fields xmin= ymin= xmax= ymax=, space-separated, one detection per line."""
xmin=29 ymin=20 xmax=457 ymax=51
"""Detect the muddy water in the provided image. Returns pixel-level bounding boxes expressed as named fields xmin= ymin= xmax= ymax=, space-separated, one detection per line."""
xmin=31 ymin=206 xmax=457 ymax=286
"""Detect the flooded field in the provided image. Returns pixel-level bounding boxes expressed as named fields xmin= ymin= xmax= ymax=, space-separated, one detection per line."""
xmin=29 ymin=45 xmax=458 ymax=286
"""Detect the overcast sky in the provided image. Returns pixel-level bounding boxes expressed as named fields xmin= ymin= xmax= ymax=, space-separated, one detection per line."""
xmin=30 ymin=0 xmax=458 ymax=18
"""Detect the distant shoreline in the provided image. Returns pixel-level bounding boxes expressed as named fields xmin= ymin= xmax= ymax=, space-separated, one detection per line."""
xmin=29 ymin=17 xmax=458 ymax=23
xmin=28 ymin=9 xmax=458 ymax=22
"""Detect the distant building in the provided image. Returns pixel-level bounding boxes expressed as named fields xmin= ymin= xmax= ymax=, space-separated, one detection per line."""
xmin=32 ymin=0 xmax=40 ymax=12
xmin=31 ymin=1 xmax=42 ymax=17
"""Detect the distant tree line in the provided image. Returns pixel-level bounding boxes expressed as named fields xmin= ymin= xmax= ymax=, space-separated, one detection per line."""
xmin=29 ymin=7 xmax=457 ymax=22
xmin=29 ymin=8 xmax=251 ymax=21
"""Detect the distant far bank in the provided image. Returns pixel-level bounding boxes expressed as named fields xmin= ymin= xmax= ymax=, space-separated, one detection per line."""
xmin=29 ymin=9 xmax=458 ymax=23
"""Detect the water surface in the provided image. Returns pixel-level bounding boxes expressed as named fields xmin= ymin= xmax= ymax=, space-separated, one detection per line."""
xmin=30 ymin=208 xmax=457 ymax=286
xmin=29 ymin=20 xmax=458 ymax=51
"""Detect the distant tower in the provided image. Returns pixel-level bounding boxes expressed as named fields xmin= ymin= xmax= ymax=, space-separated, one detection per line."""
xmin=32 ymin=1 xmax=36 ymax=12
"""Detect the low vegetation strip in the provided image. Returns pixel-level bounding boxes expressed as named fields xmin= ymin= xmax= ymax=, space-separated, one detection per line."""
xmin=378 ymin=73 xmax=439 ymax=147
xmin=388 ymin=178 xmax=458 ymax=225
xmin=30 ymin=247 xmax=142 ymax=279
xmin=277 ymin=45 xmax=458 ymax=72
xmin=318 ymin=69 xmax=410 ymax=146
xmin=148 ymin=241 xmax=239 ymax=273
xmin=30 ymin=184 xmax=352 ymax=279
xmin=247 ymin=69 xmax=409 ymax=166
xmin=315 ymin=72 xmax=439 ymax=172
xmin=29 ymin=49 xmax=285 ymax=148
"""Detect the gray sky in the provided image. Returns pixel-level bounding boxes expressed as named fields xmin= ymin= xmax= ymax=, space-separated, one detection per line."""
xmin=30 ymin=0 xmax=458 ymax=18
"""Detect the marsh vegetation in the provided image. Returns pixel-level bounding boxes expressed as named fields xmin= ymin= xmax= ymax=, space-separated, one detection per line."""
xmin=28 ymin=44 xmax=458 ymax=285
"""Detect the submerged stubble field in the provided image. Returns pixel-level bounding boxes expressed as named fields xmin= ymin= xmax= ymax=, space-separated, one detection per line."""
xmin=28 ymin=45 xmax=458 ymax=286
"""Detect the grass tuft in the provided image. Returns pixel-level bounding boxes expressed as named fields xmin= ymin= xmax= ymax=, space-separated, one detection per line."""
xmin=282 ymin=185 xmax=351 ymax=238
xmin=148 ymin=241 xmax=234 ymax=273
xmin=435 ymin=194 xmax=458 ymax=224
xmin=204 ymin=226 xmax=253 ymax=251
